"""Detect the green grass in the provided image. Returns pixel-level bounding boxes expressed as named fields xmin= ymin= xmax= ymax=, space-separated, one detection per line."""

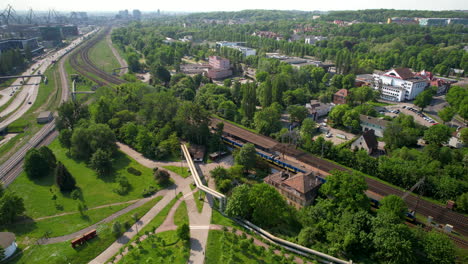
xmin=173 ymin=201 xmax=188 ymax=227
xmin=162 ymin=165 xmax=191 ymax=178
xmin=189 ymin=184 xmax=206 ymax=213
xmin=8 ymin=139 xmax=161 ymax=218
xmin=118 ymin=230 xmax=190 ymax=264
xmin=205 ymin=230 xmax=295 ymax=264
xmin=88 ymin=37 xmax=121 ymax=73
xmin=2 ymin=203 xmax=130 ymax=244
xmin=135 ymin=193 xmax=182 ymax=238
xmin=211 ymin=210 xmax=239 ymax=228
xmin=5 ymin=197 xmax=162 ymax=264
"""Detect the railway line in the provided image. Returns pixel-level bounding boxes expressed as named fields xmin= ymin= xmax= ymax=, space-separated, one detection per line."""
xmin=211 ymin=117 xmax=468 ymax=238
xmin=69 ymin=27 xmax=126 ymax=87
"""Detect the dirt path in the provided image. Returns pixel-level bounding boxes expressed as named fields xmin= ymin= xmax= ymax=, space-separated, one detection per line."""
xmin=37 ymin=193 xmax=164 ymax=245
xmin=106 ymin=30 xmax=128 ymax=76
xmin=33 ymin=199 xmax=140 ymax=221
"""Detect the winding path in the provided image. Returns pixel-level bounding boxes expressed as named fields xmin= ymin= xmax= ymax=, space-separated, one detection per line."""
xmin=106 ymin=29 xmax=128 ymax=76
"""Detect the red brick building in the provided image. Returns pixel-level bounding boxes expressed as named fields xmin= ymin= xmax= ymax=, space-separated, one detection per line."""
xmin=264 ymin=171 xmax=322 ymax=209
xmin=207 ymin=56 xmax=232 ymax=79
xmin=333 ymin=89 xmax=348 ymax=105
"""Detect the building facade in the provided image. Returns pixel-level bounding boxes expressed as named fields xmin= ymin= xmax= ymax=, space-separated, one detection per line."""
xmin=373 ymin=68 xmax=428 ymax=102
xmin=333 ymin=89 xmax=348 ymax=105
xmin=351 ymin=129 xmax=378 ymax=154
xmin=264 ymin=171 xmax=322 ymax=209
xmin=306 ymin=100 xmax=333 ymax=121
xmin=207 ymin=56 xmax=232 ymax=79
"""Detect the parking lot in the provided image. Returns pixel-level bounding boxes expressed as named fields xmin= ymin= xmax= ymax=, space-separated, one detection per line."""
xmin=314 ymin=120 xmax=357 ymax=145
xmin=383 ymin=104 xmax=438 ymax=127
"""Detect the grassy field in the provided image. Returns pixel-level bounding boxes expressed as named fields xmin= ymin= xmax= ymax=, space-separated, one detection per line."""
xmin=211 ymin=209 xmax=239 ymax=228
xmin=8 ymin=139 xmax=160 ymax=218
xmin=2 ymin=203 xmax=129 ymax=244
xmin=189 ymin=184 xmax=206 ymax=213
xmin=134 ymin=194 xmax=182 ymax=238
xmin=89 ymin=37 xmax=120 ymax=73
xmin=118 ymin=230 xmax=190 ymax=264
xmin=5 ymin=197 xmax=162 ymax=264
xmin=162 ymin=165 xmax=191 ymax=178
xmin=173 ymin=201 xmax=188 ymax=227
xmin=205 ymin=230 xmax=297 ymax=264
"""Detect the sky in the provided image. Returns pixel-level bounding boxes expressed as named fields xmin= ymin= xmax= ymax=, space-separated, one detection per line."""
xmin=6 ymin=0 xmax=468 ymax=13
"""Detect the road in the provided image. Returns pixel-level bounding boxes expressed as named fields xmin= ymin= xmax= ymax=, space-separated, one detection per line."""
xmin=0 ymin=30 xmax=97 ymax=185
xmin=0 ymin=30 xmax=97 ymax=132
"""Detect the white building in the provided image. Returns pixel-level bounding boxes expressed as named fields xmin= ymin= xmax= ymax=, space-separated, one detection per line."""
xmin=373 ymin=68 xmax=428 ymax=102
xmin=0 ymin=232 xmax=17 ymax=260
xmin=216 ymin=41 xmax=256 ymax=57
xmin=448 ymin=130 xmax=465 ymax=149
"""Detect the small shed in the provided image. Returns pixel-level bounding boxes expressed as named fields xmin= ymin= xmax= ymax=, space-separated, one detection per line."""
xmin=37 ymin=111 xmax=53 ymax=124
xmin=0 ymin=232 xmax=17 ymax=260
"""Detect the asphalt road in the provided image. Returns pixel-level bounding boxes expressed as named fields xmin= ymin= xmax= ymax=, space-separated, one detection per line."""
xmin=0 ymin=30 xmax=97 ymax=132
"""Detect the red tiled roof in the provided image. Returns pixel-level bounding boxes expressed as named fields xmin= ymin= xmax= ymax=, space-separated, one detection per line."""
xmin=283 ymin=172 xmax=319 ymax=194
xmin=335 ymin=89 xmax=348 ymax=97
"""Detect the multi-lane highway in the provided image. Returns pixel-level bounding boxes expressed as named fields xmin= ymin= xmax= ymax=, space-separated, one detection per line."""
xmin=0 ymin=29 xmax=98 ymax=132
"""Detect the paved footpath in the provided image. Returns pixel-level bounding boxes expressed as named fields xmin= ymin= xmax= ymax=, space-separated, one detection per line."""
xmin=89 ymin=143 xmax=193 ymax=264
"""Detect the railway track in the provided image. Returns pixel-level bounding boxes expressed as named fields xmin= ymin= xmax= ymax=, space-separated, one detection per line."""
xmin=69 ymin=27 xmax=126 ymax=87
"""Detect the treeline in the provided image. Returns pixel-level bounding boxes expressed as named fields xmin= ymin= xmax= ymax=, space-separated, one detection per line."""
xmin=0 ymin=49 xmax=27 ymax=77
xmin=225 ymin=171 xmax=457 ymax=264
xmin=323 ymin=9 xmax=468 ymax=22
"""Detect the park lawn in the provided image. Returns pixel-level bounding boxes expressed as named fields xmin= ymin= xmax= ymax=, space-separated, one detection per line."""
xmin=210 ymin=209 xmax=239 ymax=228
xmin=134 ymin=194 xmax=182 ymax=238
xmin=2 ymin=203 xmax=130 ymax=244
xmin=189 ymin=184 xmax=206 ymax=213
xmin=118 ymin=230 xmax=190 ymax=264
xmin=162 ymin=165 xmax=190 ymax=178
xmin=8 ymin=139 xmax=160 ymax=218
xmin=173 ymin=201 xmax=188 ymax=227
xmin=89 ymin=37 xmax=120 ymax=73
xmin=5 ymin=196 xmax=162 ymax=264
xmin=205 ymin=230 xmax=289 ymax=264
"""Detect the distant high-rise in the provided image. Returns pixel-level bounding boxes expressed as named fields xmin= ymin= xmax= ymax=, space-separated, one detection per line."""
xmin=133 ymin=10 xmax=141 ymax=20
xmin=157 ymin=9 xmax=161 ymax=15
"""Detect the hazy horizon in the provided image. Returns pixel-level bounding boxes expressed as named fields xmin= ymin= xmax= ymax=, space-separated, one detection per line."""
xmin=6 ymin=0 xmax=468 ymax=13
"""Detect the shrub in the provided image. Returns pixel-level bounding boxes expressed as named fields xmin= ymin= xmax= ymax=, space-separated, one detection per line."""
xmin=113 ymin=175 xmax=131 ymax=195
xmin=113 ymin=221 xmax=122 ymax=237
xmin=154 ymin=168 xmax=170 ymax=185
xmin=71 ymin=189 xmax=81 ymax=200
xmin=127 ymin=167 xmax=142 ymax=176
xmin=177 ymin=223 xmax=190 ymax=241
xmin=55 ymin=162 xmax=77 ymax=192
xmin=142 ymin=186 xmax=158 ymax=197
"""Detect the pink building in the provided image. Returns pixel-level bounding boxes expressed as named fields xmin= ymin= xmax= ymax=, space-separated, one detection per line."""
xmin=209 ymin=56 xmax=230 ymax=70
xmin=207 ymin=56 xmax=232 ymax=79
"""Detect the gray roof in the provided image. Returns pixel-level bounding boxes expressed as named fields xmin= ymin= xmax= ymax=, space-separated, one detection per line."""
xmin=360 ymin=115 xmax=389 ymax=128
xmin=0 ymin=232 xmax=15 ymax=248
xmin=38 ymin=111 xmax=52 ymax=119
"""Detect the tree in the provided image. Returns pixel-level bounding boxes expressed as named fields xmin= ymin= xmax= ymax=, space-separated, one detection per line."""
xmin=372 ymin=221 xmax=415 ymax=264
xmin=234 ymin=143 xmax=257 ymax=172
xmin=457 ymin=192 xmax=468 ymax=213
xmin=59 ymin=129 xmax=73 ymax=150
xmin=248 ymin=183 xmax=291 ymax=228
xmin=154 ymin=168 xmax=170 ymax=185
xmin=438 ymin=106 xmax=456 ymax=124
xmin=152 ymin=65 xmax=171 ymax=85
xmin=349 ymin=86 xmax=375 ymax=105
xmin=328 ymin=104 xmax=351 ymax=127
xmin=287 ymin=105 xmax=308 ymax=123
xmin=225 ymin=184 xmax=252 ymax=219
xmin=55 ymin=161 xmax=77 ymax=192
xmin=113 ymin=220 xmax=122 ymax=237
xmin=90 ymin=97 xmax=113 ymax=124
xmin=383 ymin=122 xmax=419 ymax=150
xmin=24 ymin=148 xmax=52 ymax=178
xmin=459 ymin=128 xmax=468 ymax=144
xmin=378 ymin=195 xmax=408 ymax=222
xmin=423 ymin=231 xmax=455 ymax=264
xmin=38 ymin=146 xmax=56 ymax=170
xmin=424 ymin=124 xmax=451 ymax=145
xmin=90 ymin=149 xmax=113 ymax=176
xmin=320 ymin=171 xmax=369 ymax=212
xmin=254 ymin=106 xmax=281 ymax=135
xmin=0 ymin=191 xmax=25 ymax=225
xmin=177 ymin=223 xmax=190 ymax=241
xmin=342 ymin=74 xmax=356 ymax=89
xmin=414 ymin=90 xmax=433 ymax=112
xmin=56 ymin=101 xmax=89 ymax=130
xmin=240 ymin=82 xmax=257 ymax=122
xmin=300 ymin=118 xmax=317 ymax=140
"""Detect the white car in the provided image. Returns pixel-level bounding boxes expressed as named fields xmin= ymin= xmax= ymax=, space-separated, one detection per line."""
xmin=326 ymin=133 xmax=332 ymax=138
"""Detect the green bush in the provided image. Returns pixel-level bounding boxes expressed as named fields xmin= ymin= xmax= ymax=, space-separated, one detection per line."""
xmin=127 ymin=167 xmax=142 ymax=176
xmin=142 ymin=186 xmax=158 ymax=197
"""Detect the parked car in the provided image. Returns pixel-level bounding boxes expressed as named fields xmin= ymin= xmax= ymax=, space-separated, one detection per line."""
xmin=326 ymin=133 xmax=332 ymax=138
